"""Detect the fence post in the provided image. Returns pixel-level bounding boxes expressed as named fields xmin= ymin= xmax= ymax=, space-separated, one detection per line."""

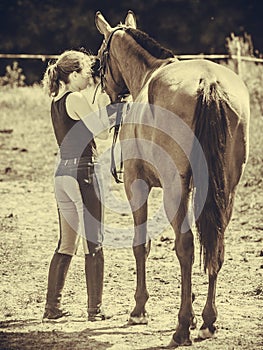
xmin=236 ymin=40 xmax=242 ymax=77
xmin=226 ymin=33 xmax=244 ymax=77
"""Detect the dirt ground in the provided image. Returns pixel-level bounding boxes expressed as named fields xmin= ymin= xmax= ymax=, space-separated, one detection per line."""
xmin=0 ymin=86 xmax=262 ymax=349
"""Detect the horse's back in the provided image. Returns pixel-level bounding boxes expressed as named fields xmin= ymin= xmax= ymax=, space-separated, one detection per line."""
xmin=148 ymin=59 xmax=249 ymax=123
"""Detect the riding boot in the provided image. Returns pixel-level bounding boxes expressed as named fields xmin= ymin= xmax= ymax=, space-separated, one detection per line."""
xmin=85 ymin=248 xmax=110 ymax=321
xmin=43 ymin=252 xmax=72 ymax=320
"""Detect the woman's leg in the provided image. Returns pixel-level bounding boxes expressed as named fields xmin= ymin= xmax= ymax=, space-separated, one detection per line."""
xmin=78 ymin=165 xmax=109 ymax=320
xmin=43 ymin=249 xmax=72 ymax=319
xmin=84 ymin=243 xmax=106 ymax=321
xmin=43 ymin=176 xmax=80 ymax=319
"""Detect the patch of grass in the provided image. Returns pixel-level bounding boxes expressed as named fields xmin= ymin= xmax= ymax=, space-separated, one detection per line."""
xmin=0 ymin=85 xmax=54 ymax=181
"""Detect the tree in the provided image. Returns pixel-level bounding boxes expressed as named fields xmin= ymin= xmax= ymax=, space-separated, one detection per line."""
xmin=0 ymin=0 xmax=261 ymax=83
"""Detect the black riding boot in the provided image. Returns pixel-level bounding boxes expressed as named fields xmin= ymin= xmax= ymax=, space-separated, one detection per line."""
xmin=85 ymin=247 xmax=110 ymax=321
xmin=43 ymin=252 xmax=72 ymax=320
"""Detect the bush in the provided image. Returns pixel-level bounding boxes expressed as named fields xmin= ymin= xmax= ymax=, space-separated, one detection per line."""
xmin=0 ymin=61 xmax=26 ymax=88
xmin=224 ymin=33 xmax=263 ymax=116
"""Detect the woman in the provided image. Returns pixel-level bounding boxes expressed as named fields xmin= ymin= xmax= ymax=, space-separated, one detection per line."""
xmin=42 ymin=50 xmax=110 ymax=321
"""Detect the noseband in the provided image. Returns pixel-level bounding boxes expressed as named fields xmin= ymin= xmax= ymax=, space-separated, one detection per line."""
xmin=99 ymin=27 xmax=130 ymax=100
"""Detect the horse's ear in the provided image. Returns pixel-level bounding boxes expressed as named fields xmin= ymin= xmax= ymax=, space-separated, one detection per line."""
xmin=95 ymin=11 xmax=111 ymax=35
xmin=124 ymin=10 xmax=137 ymax=28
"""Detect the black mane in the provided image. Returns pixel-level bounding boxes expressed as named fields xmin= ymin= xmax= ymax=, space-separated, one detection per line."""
xmin=125 ymin=27 xmax=174 ymax=59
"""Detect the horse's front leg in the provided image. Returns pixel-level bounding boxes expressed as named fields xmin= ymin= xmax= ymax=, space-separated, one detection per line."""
xmin=129 ymin=234 xmax=151 ymax=325
xmin=124 ymin=173 xmax=151 ymax=325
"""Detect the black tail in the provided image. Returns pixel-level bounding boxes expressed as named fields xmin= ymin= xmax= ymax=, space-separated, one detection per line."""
xmin=192 ymin=79 xmax=229 ymax=274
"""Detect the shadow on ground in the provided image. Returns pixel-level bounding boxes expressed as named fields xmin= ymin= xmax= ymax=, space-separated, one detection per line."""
xmin=0 ymin=319 xmax=111 ymax=350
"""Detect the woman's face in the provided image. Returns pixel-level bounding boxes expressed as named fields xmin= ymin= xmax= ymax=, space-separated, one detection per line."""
xmin=76 ymin=64 xmax=90 ymax=90
xmin=71 ymin=57 xmax=91 ymax=91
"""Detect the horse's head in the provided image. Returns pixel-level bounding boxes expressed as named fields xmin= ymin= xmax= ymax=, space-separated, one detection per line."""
xmin=95 ymin=11 xmax=136 ymax=103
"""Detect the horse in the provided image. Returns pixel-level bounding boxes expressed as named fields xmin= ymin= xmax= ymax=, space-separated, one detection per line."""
xmin=95 ymin=10 xmax=250 ymax=347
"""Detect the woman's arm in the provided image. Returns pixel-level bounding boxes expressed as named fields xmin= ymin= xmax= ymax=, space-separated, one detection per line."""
xmin=66 ymin=92 xmax=109 ymax=139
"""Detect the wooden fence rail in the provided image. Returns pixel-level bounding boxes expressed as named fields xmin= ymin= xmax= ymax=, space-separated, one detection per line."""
xmin=0 ymin=53 xmax=263 ymax=63
xmin=1 ymin=52 xmax=262 ymax=79
xmin=0 ymin=54 xmax=59 ymax=61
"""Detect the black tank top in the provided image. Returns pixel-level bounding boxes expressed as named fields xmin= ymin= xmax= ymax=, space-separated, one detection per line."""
xmin=51 ymin=92 xmax=97 ymax=160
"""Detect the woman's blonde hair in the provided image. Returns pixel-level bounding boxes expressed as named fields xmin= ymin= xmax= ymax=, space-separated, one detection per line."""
xmin=42 ymin=50 xmax=93 ymax=97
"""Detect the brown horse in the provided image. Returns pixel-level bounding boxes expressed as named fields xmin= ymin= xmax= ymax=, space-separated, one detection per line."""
xmin=95 ymin=11 xmax=250 ymax=347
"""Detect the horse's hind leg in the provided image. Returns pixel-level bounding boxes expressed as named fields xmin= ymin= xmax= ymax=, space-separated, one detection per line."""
xmin=198 ymin=188 xmax=241 ymax=338
xmin=164 ymin=179 xmax=196 ymax=346
xmin=199 ymin=121 xmax=248 ymax=339
xmin=198 ymin=268 xmax=222 ymax=339
xmin=197 ymin=197 xmax=239 ymax=339
xmin=124 ymin=167 xmax=151 ymax=325
xmin=198 ymin=216 xmax=226 ymax=339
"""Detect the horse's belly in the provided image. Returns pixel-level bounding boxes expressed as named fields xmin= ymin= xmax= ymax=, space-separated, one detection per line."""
xmin=120 ymin=118 xmax=192 ymax=188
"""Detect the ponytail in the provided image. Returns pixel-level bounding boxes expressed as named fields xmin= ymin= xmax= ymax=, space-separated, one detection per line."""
xmin=42 ymin=63 xmax=60 ymax=97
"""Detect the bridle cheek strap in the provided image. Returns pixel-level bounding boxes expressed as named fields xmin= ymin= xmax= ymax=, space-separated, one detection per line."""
xmin=99 ymin=27 xmax=129 ymax=98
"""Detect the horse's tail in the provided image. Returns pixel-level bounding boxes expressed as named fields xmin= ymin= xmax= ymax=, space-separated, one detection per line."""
xmin=192 ymin=79 xmax=229 ymax=274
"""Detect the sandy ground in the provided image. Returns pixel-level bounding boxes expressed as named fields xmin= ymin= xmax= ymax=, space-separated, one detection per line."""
xmin=0 ymin=87 xmax=262 ymax=349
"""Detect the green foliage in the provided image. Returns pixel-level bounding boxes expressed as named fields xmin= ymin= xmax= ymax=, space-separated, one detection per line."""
xmin=0 ymin=61 xmax=26 ymax=88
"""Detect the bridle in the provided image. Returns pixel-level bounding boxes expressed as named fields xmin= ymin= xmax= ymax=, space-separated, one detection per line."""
xmin=96 ymin=27 xmax=131 ymax=184
xmin=98 ymin=27 xmax=130 ymax=101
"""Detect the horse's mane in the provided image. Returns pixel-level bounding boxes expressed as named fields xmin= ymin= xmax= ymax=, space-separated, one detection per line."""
xmin=125 ymin=27 xmax=174 ymax=59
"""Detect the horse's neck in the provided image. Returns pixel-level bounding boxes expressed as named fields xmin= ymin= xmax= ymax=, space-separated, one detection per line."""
xmin=112 ymin=34 xmax=163 ymax=99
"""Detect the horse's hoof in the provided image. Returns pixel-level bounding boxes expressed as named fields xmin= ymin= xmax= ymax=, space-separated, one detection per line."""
xmin=169 ymin=324 xmax=192 ymax=347
xmin=168 ymin=337 xmax=179 ymax=348
xmin=128 ymin=315 xmax=148 ymax=325
xmin=198 ymin=325 xmax=217 ymax=339
xmin=168 ymin=336 xmax=192 ymax=347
